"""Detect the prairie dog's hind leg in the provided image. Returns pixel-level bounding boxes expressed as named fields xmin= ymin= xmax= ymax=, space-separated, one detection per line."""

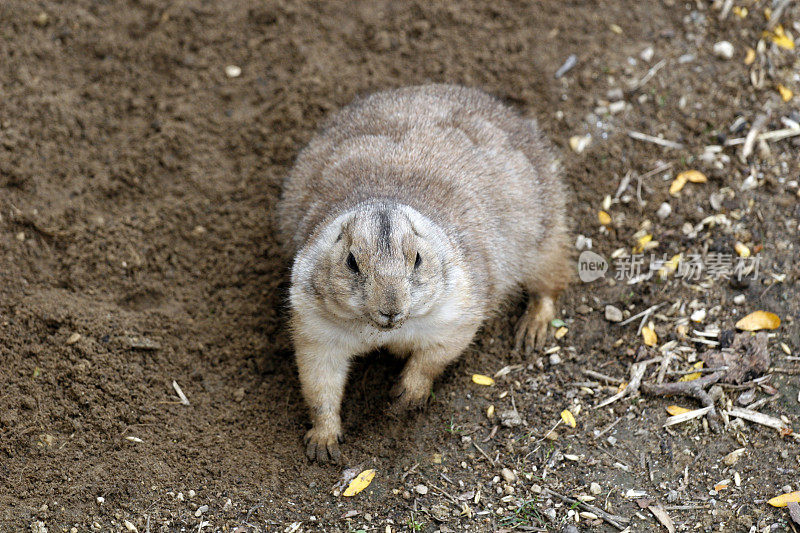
xmin=514 ymin=293 xmax=556 ymax=356
xmin=514 ymin=243 xmax=571 ymax=357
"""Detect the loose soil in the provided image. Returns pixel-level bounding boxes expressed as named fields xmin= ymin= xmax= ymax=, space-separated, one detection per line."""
xmin=1 ymin=0 xmax=798 ymax=531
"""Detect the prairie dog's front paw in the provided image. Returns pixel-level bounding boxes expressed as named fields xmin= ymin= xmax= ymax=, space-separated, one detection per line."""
xmin=390 ymin=375 xmax=432 ymax=413
xmin=514 ymin=296 xmax=555 ymax=356
xmin=304 ymin=426 xmax=343 ymax=463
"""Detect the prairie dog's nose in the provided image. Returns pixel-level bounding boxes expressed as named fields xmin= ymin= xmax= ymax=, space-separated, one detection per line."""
xmin=379 ymin=311 xmax=402 ymax=322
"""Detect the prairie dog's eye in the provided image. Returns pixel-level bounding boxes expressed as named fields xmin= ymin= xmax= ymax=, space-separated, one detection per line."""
xmin=346 ymin=252 xmax=360 ymax=273
xmin=414 ymin=252 xmax=422 ymax=269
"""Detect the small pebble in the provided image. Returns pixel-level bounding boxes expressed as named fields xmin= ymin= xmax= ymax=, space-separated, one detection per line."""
xmin=605 ymin=305 xmax=623 ymax=322
xmin=656 ymin=202 xmax=672 ymax=220
xmin=608 ymin=101 xmax=626 ymax=114
xmin=713 ymin=41 xmax=734 ymax=59
xmin=590 ymin=482 xmax=602 ymax=495
xmin=194 ymin=505 xmax=208 ymax=517
xmin=690 ymin=309 xmax=706 ymax=322
xmin=124 ymin=520 xmax=138 ymax=533
xmin=501 ymin=468 xmax=516 ymax=483
xmin=733 ymin=294 xmax=746 ymax=305
xmin=544 ymin=508 xmax=557 ymax=521
xmin=224 ymin=65 xmax=242 ymax=78
xmin=96 ymin=496 xmax=105 ymax=504
xmin=783 ymin=484 xmax=793 ymax=493
xmin=667 ymin=490 xmax=679 ymax=503
xmin=188 ymin=489 xmax=196 ymax=499
xmin=639 ymin=46 xmax=654 ymax=62
xmin=549 ymin=353 xmax=562 ymax=365
xmin=66 ymin=333 xmax=81 ymax=345
xmin=222 ymin=498 xmax=232 ymax=512
xmin=414 ymin=484 xmax=428 ymax=495
xmin=569 ymin=134 xmax=592 ymax=154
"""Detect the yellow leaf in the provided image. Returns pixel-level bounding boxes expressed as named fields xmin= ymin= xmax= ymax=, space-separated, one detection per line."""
xmin=659 ymin=253 xmax=682 ymax=278
xmin=616 ymin=381 xmax=628 ymax=394
xmin=734 ymin=242 xmax=751 ymax=258
xmin=732 ymin=6 xmax=747 ymax=18
xmin=642 ymin=326 xmax=657 ymax=347
xmin=768 ymin=491 xmax=800 ymax=507
xmin=598 ymin=211 xmax=612 ymax=225
xmin=343 ymin=469 xmax=376 ymax=497
xmin=633 ymin=234 xmax=653 ymax=254
xmin=669 ymin=174 xmax=687 ymax=195
xmin=679 ymin=362 xmax=704 ymax=382
xmin=472 ymin=374 xmax=495 ymax=386
xmin=764 ymin=25 xmax=795 ymax=50
xmin=682 ymin=170 xmax=708 ymax=183
xmin=735 ymin=311 xmax=781 ymax=331
xmin=561 ymin=409 xmax=577 ymax=428
xmin=666 ymin=405 xmax=691 ymax=416
xmin=744 ymin=47 xmax=756 ymax=65
xmin=777 ymin=84 xmax=793 ymax=102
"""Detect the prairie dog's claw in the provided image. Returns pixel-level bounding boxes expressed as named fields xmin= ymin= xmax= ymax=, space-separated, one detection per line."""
xmin=304 ymin=427 xmax=342 ymax=463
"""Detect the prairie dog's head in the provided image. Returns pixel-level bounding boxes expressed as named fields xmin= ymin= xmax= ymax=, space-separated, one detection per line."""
xmin=293 ymin=202 xmax=451 ymax=329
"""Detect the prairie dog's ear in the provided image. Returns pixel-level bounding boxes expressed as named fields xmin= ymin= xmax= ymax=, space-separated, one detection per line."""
xmin=320 ymin=212 xmax=354 ymax=245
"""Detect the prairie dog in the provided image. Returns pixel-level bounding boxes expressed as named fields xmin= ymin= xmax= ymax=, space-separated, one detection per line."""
xmin=278 ymin=85 xmax=570 ymax=462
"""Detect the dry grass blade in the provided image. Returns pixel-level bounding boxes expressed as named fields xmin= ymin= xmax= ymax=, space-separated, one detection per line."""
xmin=663 ymin=406 xmax=713 ymax=427
xmin=726 ymin=407 xmax=790 ymax=432
xmin=628 ymin=131 xmax=684 ymax=149
xmin=544 ymin=488 xmax=630 ymax=530
xmin=172 ymin=381 xmax=190 ymax=406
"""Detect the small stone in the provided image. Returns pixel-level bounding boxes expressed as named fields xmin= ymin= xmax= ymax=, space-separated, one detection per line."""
xmin=713 ymin=41 xmax=734 ymax=59
xmin=414 ymin=484 xmax=428 ymax=495
xmin=576 ymin=304 xmax=592 ymax=314
xmin=549 ymin=353 xmax=562 ymax=365
xmin=233 ymin=388 xmax=245 ymax=402
xmin=783 ymin=484 xmax=793 ymax=493
xmin=224 ymin=65 xmax=242 ymax=78
xmin=666 ymin=490 xmax=679 ymax=503
xmin=690 ymin=309 xmax=706 ymax=322
xmin=590 ymin=482 xmax=602 ymax=495
xmin=66 ymin=333 xmax=82 ymax=345
xmin=187 ymin=489 xmax=196 ymax=498
xmin=176 ymin=492 xmax=184 ymax=501
xmin=96 ymin=496 xmax=105 ymax=504
xmin=608 ymin=101 xmax=626 ymax=114
xmin=605 ymin=305 xmax=623 ymax=322
xmin=639 ymin=46 xmax=654 ymax=62
xmin=562 ymin=525 xmax=579 ymax=533
xmin=34 ymin=12 xmax=50 ymax=27
xmin=123 ymin=521 xmax=138 ymax=533
xmin=16 ymin=232 xmax=25 ymax=242
xmin=575 ymin=234 xmax=592 ymax=250
xmin=733 ymin=294 xmax=746 ymax=305
xmin=402 ymin=490 xmax=411 ymax=499
xmin=500 ymin=468 xmax=516 ymax=483
xmin=569 ymin=134 xmax=592 ymax=154
xmin=499 ymin=409 xmax=522 ymax=427
xmin=194 ymin=505 xmax=208 ymax=517
xmin=544 ymin=508 xmax=557 ymax=521
xmin=656 ymin=202 xmax=672 ymax=220
xmin=222 ymin=498 xmax=232 ymax=512
xmin=30 ymin=521 xmax=47 ymax=533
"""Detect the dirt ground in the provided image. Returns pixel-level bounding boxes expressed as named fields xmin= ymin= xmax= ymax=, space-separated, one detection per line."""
xmin=1 ymin=0 xmax=799 ymax=531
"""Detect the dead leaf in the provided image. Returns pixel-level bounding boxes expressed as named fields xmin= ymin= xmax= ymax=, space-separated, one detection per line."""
xmin=763 ymin=25 xmax=795 ymax=50
xmin=678 ymin=362 xmax=703 ymax=382
xmin=648 ymin=503 xmax=676 ymax=533
xmin=642 ymin=326 xmax=657 ymax=347
xmin=471 ymin=374 xmax=495 ymax=386
xmin=701 ymin=332 xmax=770 ymax=384
xmin=342 ymin=469 xmax=376 ymax=497
xmin=561 ymin=409 xmax=577 ymax=428
xmin=735 ymin=311 xmax=780 ymax=331
xmin=666 ymin=405 xmax=691 ymax=416
xmin=777 ymin=84 xmax=793 ymax=102
xmin=768 ymin=491 xmax=800 ymax=507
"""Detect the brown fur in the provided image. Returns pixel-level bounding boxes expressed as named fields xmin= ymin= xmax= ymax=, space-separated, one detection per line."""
xmin=277 ymin=85 xmax=571 ymax=462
